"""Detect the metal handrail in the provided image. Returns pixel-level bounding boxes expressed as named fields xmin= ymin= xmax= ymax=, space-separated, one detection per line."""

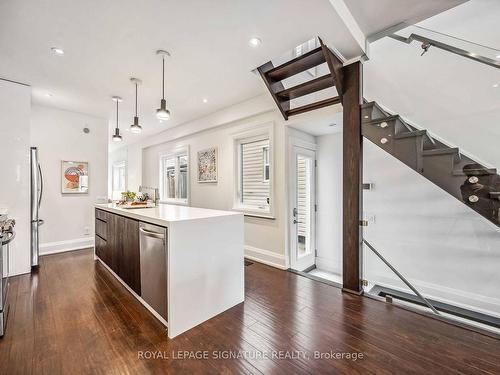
xmin=389 ymin=33 xmax=500 ymax=70
xmin=362 ymin=238 xmax=440 ymax=315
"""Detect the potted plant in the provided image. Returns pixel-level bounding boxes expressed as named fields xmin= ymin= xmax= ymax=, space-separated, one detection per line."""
xmin=121 ymin=191 xmax=136 ymax=202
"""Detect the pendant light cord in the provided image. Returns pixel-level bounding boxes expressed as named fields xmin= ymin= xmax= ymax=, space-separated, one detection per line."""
xmin=135 ymin=82 xmax=138 ymax=116
xmin=116 ymin=100 xmax=119 ymax=129
xmin=162 ymin=56 xmax=165 ymax=99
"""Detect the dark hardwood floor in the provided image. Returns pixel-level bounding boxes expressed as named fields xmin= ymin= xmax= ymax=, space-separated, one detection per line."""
xmin=1 ymin=249 xmax=500 ymax=374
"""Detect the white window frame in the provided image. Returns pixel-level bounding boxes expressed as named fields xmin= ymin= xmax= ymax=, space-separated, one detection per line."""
xmin=159 ymin=146 xmax=190 ymax=206
xmin=232 ymin=123 xmax=275 ymax=219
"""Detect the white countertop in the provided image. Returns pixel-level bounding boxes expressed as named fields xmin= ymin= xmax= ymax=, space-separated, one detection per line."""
xmin=95 ymin=203 xmax=242 ymax=226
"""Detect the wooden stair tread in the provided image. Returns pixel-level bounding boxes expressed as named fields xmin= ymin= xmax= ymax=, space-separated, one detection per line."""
xmin=285 ymin=96 xmax=341 ymax=117
xmin=422 ymin=148 xmax=459 ymax=156
xmin=394 ymin=130 xmax=427 ymax=139
xmin=363 ymin=114 xmax=399 ymax=125
xmin=276 ymin=74 xmax=334 ymax=101
xmin=266 ymin=47 xmax=325 ymax=81
xmin=452 ymin=168 xmax=497 ymax=176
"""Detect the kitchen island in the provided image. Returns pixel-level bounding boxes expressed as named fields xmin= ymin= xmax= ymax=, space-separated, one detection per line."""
xmin=94 ymin=203 xmax=244 ymax=338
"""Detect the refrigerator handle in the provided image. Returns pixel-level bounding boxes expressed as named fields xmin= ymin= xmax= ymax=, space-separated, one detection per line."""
xmin=38 ymin=163 xmax=43 ymax=209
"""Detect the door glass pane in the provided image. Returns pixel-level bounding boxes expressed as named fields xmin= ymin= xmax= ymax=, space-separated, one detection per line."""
xmin=297 ymin=155 xmax=312 ymax=258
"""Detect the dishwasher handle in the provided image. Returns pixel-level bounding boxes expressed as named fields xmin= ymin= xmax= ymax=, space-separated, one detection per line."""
xmin=139 ymin=227 xmax=165 ymax=240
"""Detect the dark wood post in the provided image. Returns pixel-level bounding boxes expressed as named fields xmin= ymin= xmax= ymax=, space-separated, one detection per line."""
xmin=342 ymin=61 xmax=363 ymax=294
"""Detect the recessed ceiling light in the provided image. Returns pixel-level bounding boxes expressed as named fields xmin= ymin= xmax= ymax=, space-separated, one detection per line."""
xmin=496 ymin=54 xmax=500 ymax=59
xmin=493 ymin=84 xmax=499 ymax=88
xmin=202 ymin=98 xmax=208 ymax=103
xmin=51 ymin=47 xmax=64 ymax=55
xmin=44 ymin=93 xmax=53 ymax=97
xmin=248 ymin=37 xmax=262 ymax=47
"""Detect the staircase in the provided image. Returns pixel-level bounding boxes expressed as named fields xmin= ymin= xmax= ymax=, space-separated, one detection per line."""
xmin=362 ymin=101 xmax=500 ymax=227
xmin=257 ymin=37 xmax=344 ymax=120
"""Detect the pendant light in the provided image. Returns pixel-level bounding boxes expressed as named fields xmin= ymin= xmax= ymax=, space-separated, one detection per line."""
xmin=112 ymin=96 xmax=123 ymax=142
xmin=156 ymin=50 xmax=171 ymax=122
xmin=130 ymin=78 xmax=142 ymax=134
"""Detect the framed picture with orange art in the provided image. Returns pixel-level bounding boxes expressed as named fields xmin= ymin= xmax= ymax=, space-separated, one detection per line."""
xmin=61 ymin=161 xmax=89 ymax=194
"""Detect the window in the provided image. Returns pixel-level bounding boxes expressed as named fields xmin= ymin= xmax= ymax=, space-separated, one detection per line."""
xmin=112 ymin=161 xmax=126 ymax=200
xmin=160 ymin=149 xmax=189 ymax=205
xmin=233 ymin=127 xmax=274 ymax=218
xmin=263 ymin=146 xmax=270 ymax=181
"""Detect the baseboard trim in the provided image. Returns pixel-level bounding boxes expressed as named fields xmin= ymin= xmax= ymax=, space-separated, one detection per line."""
xmin=40 ymin=237 xmax=94 ymax=256
xmin=244 ymin=245 xmax=286 ymax=270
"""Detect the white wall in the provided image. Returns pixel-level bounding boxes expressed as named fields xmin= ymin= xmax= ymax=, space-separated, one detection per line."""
xmin=30 ymin=105 xmax=108 ymax=254
xmin=0 ymin=79 xmax=31 ymax=276
xmin=361 ymin=4 xmax=500 ymax=316
xmin=141 ymin=112 xmax=287 ymax=267
xmin=363 ymin=140 xmax=500 ymax=316
xmin=110 ymin=95 xmax=289 ymax=268
xmin=364 ymin=31 xmax=500 ymax=169
xmin=316 ymin=132 xmax=343 ymax=276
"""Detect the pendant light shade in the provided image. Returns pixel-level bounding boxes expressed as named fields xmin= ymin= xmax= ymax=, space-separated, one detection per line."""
xmin=156 ymin=99 xmax=171 ymax=121
xmin=112 ymin=96 xmax=123 ymax=142
xmin=156 ymin=50 xmax=171 ymax=122
xmin=130 ymin=78 xmax=142 ymax=134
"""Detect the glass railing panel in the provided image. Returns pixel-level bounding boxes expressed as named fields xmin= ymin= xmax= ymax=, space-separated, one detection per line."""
xmin=395 ymin=25 xmax=500 ymax=64
xmin=362 ymin=20 xmax=500 ymax=333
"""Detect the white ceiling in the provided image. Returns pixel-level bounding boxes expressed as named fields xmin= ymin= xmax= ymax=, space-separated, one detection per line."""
xmin=0 ymin=0 xmax=362 ymax=146
xmin=344 ymin=0 xmax=466 ymax=36
xmin=0 ymin=0 xmax=467 ymax=147
xmin=287 ymin=105 xmax=343 ymax=136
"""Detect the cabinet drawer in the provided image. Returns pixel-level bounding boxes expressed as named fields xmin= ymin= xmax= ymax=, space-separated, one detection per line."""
xmin=95 ymin=209 xmax=108 ymax=222
xmin=95 ymin=218 xmax=107 ymax=240
xmin=95 ymin=235 xmax=108 ymax=263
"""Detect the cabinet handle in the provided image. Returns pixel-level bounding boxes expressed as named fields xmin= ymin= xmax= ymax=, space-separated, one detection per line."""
xmin=139 ymin=227 xmax=165 ymax=239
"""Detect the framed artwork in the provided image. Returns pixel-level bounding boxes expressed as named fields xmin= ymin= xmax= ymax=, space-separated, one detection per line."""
xmin=197 ymin=147 xmax=218 ymax=183
xmin=61 ymin=161 xmax=89 ymax=194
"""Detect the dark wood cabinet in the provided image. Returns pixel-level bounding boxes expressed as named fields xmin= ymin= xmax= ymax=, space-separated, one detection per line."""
xmin=95 ymin=209 xmax=141 ymax=295
xmin=118 ymin=217 xmax=141 ymax=294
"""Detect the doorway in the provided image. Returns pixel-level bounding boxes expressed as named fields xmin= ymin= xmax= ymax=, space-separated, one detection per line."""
xmin=290 ymin=145 xmax=316 ymax=272
xmin=287 ymin=123 xmax=344 ymax=287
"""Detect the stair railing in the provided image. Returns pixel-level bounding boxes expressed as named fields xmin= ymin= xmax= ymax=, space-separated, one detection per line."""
xmin=362 ymin=239 xmax=440 ymax=315
xmin=389 ymin=31 xmax=500 ymax=70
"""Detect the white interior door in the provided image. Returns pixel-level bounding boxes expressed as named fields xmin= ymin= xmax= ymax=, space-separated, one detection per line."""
xmin=290 ymin=146 xmax=316 ymax=271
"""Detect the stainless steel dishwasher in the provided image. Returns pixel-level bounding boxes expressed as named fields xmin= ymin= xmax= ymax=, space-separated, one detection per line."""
xmin=139 ymin=222 xmax=168 ymax=321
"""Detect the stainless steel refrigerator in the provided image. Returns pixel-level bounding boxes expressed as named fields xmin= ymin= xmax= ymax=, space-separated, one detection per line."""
xmin=30 ymin=147 xmax=43 ymax=268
